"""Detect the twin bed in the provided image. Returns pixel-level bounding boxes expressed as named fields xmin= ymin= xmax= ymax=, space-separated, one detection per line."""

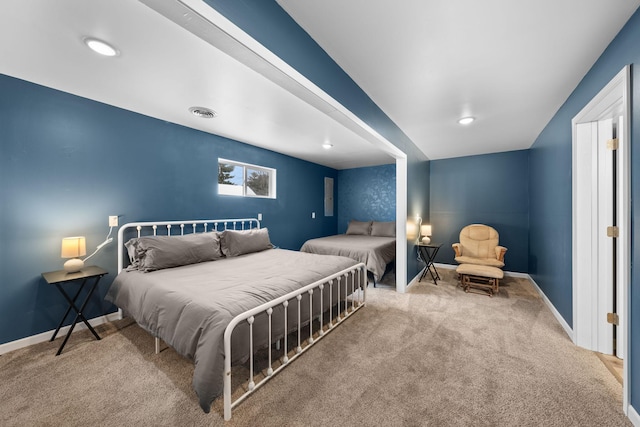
xmin=301 ymin=220 xmax=396 ymax=285
xmin=106 ymin=218 xmax=369 ymax=420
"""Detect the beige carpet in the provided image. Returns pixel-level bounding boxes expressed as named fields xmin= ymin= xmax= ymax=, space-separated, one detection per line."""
xmin=0 ymin=269 xmax=629 ymax=426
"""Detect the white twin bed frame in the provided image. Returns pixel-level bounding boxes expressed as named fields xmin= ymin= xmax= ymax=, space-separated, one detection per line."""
xmin=116 ymin=218 xmax=367 ymax=420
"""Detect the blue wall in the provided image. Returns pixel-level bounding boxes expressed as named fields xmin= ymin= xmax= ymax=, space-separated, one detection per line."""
xmin=530 ymin=9 xmax=640 ymax=326
xmin=0 ymin=74 xmax=338 ymax=345
xmin=205 ymin=0 xmax=430 ymax=282
xmin=337 ymin=164 xmax=396 ymax=234
xmin=528 ymin=7 xmax=640 ymax=410
xmin=430 ymin=150 xmax=529 ymax=272
xmin=0 ymin=0 xmax=431 ymax=348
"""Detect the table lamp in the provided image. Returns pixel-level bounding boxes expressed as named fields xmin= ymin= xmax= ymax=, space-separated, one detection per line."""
xmin=420 ymin=225 xmax=432 ymax=244
xmin=61 ymin=236 xmax=86 ymax=273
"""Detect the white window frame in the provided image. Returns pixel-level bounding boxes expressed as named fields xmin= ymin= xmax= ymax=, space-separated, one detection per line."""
xmin=218 ymin=158 xmax=277 ymax=199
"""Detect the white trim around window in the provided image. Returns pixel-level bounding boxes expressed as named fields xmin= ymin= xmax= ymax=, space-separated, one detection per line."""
xmin=218 ymin=158 xmax=277 ymax=199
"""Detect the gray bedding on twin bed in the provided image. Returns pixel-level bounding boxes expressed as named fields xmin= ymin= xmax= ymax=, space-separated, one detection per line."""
xmin=105 ymin=248 xmax=359 ymax=413
xmin=300 ymin=234 xmax=396 ymax=281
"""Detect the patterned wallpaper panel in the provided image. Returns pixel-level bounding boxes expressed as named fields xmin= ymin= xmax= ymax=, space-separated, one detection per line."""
xmin=337 ymin=164 xmax=396 ymax=234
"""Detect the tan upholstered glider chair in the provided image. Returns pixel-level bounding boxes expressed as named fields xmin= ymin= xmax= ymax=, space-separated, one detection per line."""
xmin=452 ymin=224 xmax=507 ymax=268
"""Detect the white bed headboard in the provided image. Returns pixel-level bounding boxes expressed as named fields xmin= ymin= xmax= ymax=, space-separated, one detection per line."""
xmin=117 ymin=218 xmax=260 ymax=273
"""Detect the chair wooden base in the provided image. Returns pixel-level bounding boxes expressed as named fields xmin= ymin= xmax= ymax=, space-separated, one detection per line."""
xmin=456 ymin=264 xmax=504 ymax=297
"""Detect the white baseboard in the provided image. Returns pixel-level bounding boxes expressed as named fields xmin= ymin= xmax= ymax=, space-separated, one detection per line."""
xmin=503 ymin=270 xmax=530 ymax=279
xmin=434 ymin=262 xmax=456 ymax=271
xmin=629 ymin=404 xmax=640 ymax=426
xmin=527 ymin=275 xmax=573 ymax=341
xmin=434 ymin=263 xmax=574 ymax=340
xmin=405 ymin=270 xmax=422 ymax=291
xmin=0 ymin=312 xmax=120 ymax=356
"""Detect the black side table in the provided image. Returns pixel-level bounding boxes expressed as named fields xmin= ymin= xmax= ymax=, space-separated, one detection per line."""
xmin=41 ymin=265 xmax=108 ymax=355
xmin=417 ymin=243 xmax=442 ymax=285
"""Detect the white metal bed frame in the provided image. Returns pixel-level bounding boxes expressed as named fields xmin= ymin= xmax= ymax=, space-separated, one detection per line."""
xmin=115 ymin=218 xmax=367 ymax=420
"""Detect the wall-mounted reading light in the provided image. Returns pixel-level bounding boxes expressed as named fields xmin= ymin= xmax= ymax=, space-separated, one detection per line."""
xmin=408 ymin=216 xmax=422 ymax=243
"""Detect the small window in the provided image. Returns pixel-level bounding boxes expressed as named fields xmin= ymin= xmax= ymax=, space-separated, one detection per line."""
xmin=218 ymin=158 xmax=276 ymax=198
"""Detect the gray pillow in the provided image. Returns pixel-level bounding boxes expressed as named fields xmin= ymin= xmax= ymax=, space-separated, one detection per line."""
xmin=345 ymin=220 xmax=372 ymax=235
xmin=126 ymin=232 xmax=223 ymax=272
xmin=370 ymin=221 xmax=396 ymax=237
xmin=220 ymin=228 xmax=273 ymax=257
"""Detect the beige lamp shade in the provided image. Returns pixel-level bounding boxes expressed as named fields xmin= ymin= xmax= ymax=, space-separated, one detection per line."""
xmin=61 ymin=236 xmax=86 ymax=258
xmin=420 ymin=225 xmax=432 ymax=244
xmin=61 ymin=236 xmax=86 ymax=273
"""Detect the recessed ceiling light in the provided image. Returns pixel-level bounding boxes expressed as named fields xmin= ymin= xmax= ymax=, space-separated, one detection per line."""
xmin=189 ymin=106 xmax=218 ymax=119
xmin=322 ymin=142 xmax=333 ymax=149
xmin=458 ymin=116 xmax=475 ymax=125
xmin=83 ymin=37 xmax=119 ymax=57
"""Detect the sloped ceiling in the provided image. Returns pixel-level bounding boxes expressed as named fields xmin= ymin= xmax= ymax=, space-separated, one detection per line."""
xmin=0 ymin=0 xmax=396 ymax=170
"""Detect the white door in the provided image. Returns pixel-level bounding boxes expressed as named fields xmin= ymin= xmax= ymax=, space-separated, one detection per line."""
xmin=616 ymin=115 xmax=626 ymax=361
xmin=572 ymin=65 xmax=630 ymax=413
xmin=596 ymin=118 xmax=615 ymax=355
xmin=574 ymin=118 xmax=622 ymax=357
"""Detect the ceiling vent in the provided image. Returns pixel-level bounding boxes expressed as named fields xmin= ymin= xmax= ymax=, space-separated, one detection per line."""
xmin=189 ymin=106 xmax=218 ymax=118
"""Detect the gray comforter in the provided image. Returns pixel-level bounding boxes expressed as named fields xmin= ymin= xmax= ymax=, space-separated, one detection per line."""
xmin=105 ymin=249 xmax=358 ymax=413
xmin=300 ymin=234 xmax=396 ymax=281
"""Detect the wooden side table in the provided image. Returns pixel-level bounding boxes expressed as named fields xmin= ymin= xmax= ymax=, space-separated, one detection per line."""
xmin=41 ymin=265 xmax=108 ymax=355
xmin=417 ymin=243 xmax=442 ymax=285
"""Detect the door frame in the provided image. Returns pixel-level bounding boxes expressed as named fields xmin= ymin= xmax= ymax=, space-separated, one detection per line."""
xmin=571 ymin=65 xmax=630 ymax=412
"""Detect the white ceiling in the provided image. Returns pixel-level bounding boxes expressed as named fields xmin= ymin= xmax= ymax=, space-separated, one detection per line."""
xmin=278 ymin=0 xmax=640 ymax=160
xmin=1 ymin=1 xmax=638 ymax=168
xmin=0 ymin=0 xmax=396 ymax=170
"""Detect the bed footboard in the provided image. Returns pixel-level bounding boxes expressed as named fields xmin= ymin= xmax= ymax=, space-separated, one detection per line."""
xmin=222 ymin=262 xmax=367 ymax=420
